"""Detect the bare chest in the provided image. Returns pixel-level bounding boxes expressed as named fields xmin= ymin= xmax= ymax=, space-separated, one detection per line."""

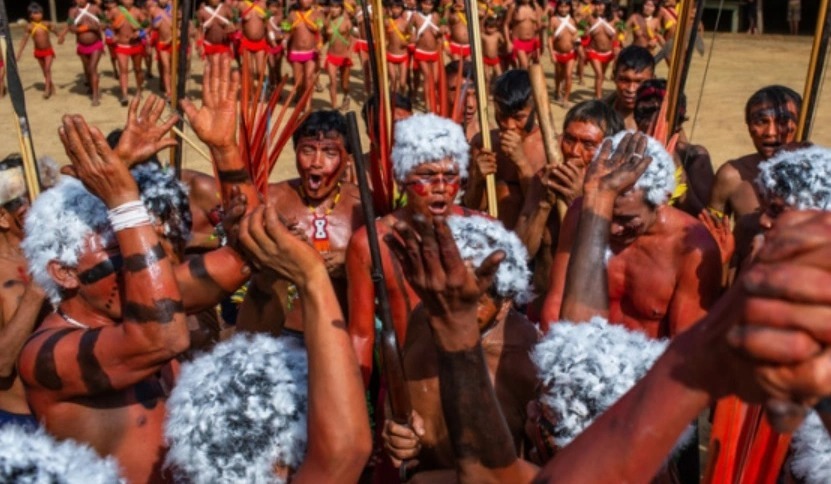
xmin=607 ymin=246 xmax=678 ymax=331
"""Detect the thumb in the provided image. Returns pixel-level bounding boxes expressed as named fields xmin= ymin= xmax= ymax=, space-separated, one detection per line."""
xmin=60 ymin=165 xmax=78 ymax=178
xmin=411 ymin=410 xmax=426 ymax=437
xmin=179 ymin=99 xmax=198 ymax=124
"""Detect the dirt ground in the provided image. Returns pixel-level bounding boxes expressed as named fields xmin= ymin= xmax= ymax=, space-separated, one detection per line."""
xmin=2 ymin=28 xmax=830 ymax=182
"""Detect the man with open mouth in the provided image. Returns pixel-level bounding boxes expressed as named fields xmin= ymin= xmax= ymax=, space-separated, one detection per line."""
xmin=708 ymin=85 xmax=802 ymax=275
xmin=237 ymin=110 xmax=364 ymax=338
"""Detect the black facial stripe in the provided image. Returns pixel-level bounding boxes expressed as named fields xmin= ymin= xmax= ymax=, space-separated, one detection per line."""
xmin=123 ymin=298 xmax=184 ymax=324
xmin=33 ymin=328 xmax=75 ymax=390
xmin=78 ymin=255 xmax=123 ymax=285
xmin=217 ymin=168 xmax=250 ymax=184
xmin=123 ymin=243 xmax=167 ymax=273
xmin=77 ymin=328 xmax=114 ymax=394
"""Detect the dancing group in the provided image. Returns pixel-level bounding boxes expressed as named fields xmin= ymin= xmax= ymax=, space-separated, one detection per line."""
xmin=10 ymin=0 xmax=689 ymax=110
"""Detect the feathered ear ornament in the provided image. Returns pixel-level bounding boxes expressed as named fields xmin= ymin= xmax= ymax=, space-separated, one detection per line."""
xmin=531 ymin=317 xmax=693 ymax=454
xmin=165 ymin=333 xmax=309 ymax=483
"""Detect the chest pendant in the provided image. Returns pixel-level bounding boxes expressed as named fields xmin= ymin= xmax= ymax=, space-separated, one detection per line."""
xmin=312 ymin=214 xmax=331 ymax=252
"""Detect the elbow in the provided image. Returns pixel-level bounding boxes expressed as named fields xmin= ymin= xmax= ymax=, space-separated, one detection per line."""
xmin=307 ymin=430 xmax=372 ymax=482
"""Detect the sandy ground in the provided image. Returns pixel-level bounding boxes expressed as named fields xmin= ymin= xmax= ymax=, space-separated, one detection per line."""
xmin=2 ymin=28 xmax=830 ymax=182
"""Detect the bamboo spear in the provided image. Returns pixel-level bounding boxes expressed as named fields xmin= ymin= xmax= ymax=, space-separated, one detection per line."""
xmin=462 ymin=0 xmax=498 ymax=218
xmin=663 ymin=0 xmax=695 ymax=144
xmin=796 ymin=0 xmax=830 ymax=141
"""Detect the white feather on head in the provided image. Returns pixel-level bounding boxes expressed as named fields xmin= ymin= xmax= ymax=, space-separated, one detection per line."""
xmin=0 ymin=165 xmax=26 ymax=206
xmin=131 ymin=162 xmax=192 ymax=246
xmin=0 ymin=425 xmax=123 ymax=483
xmin=604 ymin=131 xmax=676 ymax=206
xmin=391 ymin=113 xmax=469 ymax=183
xmin=447 ymin=214 xmax=533 ymax=304
xmin=756 ymin=145 xmax=831 ymax=210
xmin=532 ymin=317 xmax=693 ymax=453
xmin=165 ymin=333 xmax=309 ymax=483
xmin=37 ymin=155 xmax=62 ymax=189
xmin=790 ymin=410 xmax=831 ymax=483
xmin=21 ymin=177 xmax=113 ymax=305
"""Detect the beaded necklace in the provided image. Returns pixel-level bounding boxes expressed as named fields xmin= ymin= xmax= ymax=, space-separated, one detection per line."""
xmin=304 ymin=182 xmax=342 ymax=253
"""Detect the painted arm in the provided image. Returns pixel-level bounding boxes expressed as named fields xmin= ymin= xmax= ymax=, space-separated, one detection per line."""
xmin=238 ymin=206 xmax=371 ymax=483
xmin=513 ymin=177 xmax=556 ymax=258
xmin=707 ymin=162 xmax=739 ymax=216
xmin=345 ymin=228 xmax=376 ymax=388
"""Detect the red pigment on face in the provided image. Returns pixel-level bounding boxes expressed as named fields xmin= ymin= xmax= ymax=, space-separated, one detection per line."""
xmin=447 ymin=182 xmax=460 ymax=198
xmin=410 ymin=180 xmax=431 ymax=197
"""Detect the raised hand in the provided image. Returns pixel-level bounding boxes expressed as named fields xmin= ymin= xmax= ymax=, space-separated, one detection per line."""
xmin=238 ymin=205 xmax=326 ymax=286
xmin=180 ymin=54 xmax=239 ymax=151
xmin=58 ymin=115 xmax=140 ymax=208
xmin=114 ymin=94 xmax=180 ymax=167
xmin=583 ymin=132 xmax=652 ymax=196
xmin=698 ymin=210 xmax=735 ymax=265
xmin=385 ymin=215 xmax=504 ymax=350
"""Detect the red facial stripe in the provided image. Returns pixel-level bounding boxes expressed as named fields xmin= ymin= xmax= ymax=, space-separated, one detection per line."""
xmin=409 ymin=180 xmax=431 ymax=197
xmin=447 ymin=182 xmax=460 ymax=198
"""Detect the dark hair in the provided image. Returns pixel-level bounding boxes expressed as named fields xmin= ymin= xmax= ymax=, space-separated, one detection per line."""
xmin=562 ymin=100 xmax=625 ymax=137
xmin=445 ymin=60 xmax=473 ymax=79
xmin=492 ymin=69 xmax=532 ymax=116
xmin=633 ymin=78 xmax=688 ymax=128
xmin=0 ymin=154 xmax=23 ymax=172
xmin=744 ymin=85 xmax=802 ymax=124
xmin=361 ymin=92 xmax=413 ymax=139
xmin=291 ymin=110 xmax=350 ymax=153
xmin=613 ymin=45 xmax=655 ymax=76
xmin=28 ymin=2 xmax=44 ymax=14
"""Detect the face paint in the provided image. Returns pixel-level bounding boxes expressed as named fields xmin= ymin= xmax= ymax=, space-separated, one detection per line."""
xmin=77 ymin=254 xmax=123 ymax=285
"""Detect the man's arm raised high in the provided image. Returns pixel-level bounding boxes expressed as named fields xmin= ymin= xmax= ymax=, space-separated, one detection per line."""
xmin=239 ymin=205 xmax=371 ymax=482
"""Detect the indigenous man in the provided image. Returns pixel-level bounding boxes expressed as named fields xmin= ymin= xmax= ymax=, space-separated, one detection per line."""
xmin=237 ymin=111 xmax=363 ymax=336
xmin=445 ymin=61 xmax=480 ymax=142
xmin=514 ymin=100 xmax=623 ymax=319
xmin=381 ymin=214 xmax=539 ymax=480
xmin=59 ymin=0 xmax=105 ymax=106
xmin=386 ymin=0 xmax=412 ymax=95
xmin=548 ymin=0 xmax=579 ymax=108
xmin=541 ymin=131 xmax=722 ymax=337
xmin=353 ymin=3 xmax=373 ymax=93
xmin=0 ymin=157 xmax=46 ymax=431
xmin=412 ymin=0 xmax=443 ymax=111
xmin=708 ymin=85 xmax=801 ymax=268
xmin=604 ymin=45 xmax=654 ymax=130
xmin=634 ymin=79 xmax=714 ymax=217
xmin=196 ymin=0 xmax=236 ymax=59
xmin=146 ymin=0 xmax=173 ymax=100
xmin=504 ymin=0 xmax=542 ymax=69
xmin=446 ymin=0 xmax=471 ymax=61
xmin=585 ymin=0 xmax=615 ymax=99
xmin=323 ymin=0 xmax=352 ymax=110
xmin=387 ymin=155 xmax=831 ymax=482
xmin=347 ymin=113 xmax=472 ymax=387
xmin=465 ymin=70 xmax=547 ymax=230
xmin=18 ymin=60 xmax=256 ymax=483
xmin=238 ymin=0 xmax=270 ymax=78
xmin=106 ymin=0 xmax=146 ymax=105
xmin=286 ymin=0 xmax=323 ymax=98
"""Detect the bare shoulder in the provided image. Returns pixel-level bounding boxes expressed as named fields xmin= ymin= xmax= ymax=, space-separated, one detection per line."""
xmin=267 ymin=179 xmax=301 ymax=204
xmin=665 ymin=206 xmax=719 ymax=256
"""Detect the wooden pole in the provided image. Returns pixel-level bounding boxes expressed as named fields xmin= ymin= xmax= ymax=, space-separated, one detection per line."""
xmin=172 ymin=0 xmax=194 ymax=178
xmin=462 ymin=0 xmax=498 ymax=218
xmin=796 ymin=0 xmax=830 ymax=141
xmin=372 ymin=0 xmax=392 ymax=146
xmin=0 ymin=0 xmax=41 ymax=199
xmin=664 ymin=0 xmax=695 ymax=144
xmin=529 ymin=64 xmax=567 ymax=220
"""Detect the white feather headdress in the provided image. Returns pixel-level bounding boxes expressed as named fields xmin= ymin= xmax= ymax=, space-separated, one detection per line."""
xmin=165 ymin=333 xmax=309 ymax=483
xmin=391 ymin=113 xmax=470 ymax=183
xmin=532 ymin=317 xmax=691 ymax=453
xmin=790 ymin=410 xmax=831 ymax=483
xmin=447 ymin=214 xmax=533 ymax=304
xmin=22 ymin=177 xmax=113 ymax=305
xmin=0 ymin=425 xmax=123 ymax=483
xmin=604 ymin=131 xmax=676 ymax=206
xmin=756 ymin=145 xmax=831 ymax=210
